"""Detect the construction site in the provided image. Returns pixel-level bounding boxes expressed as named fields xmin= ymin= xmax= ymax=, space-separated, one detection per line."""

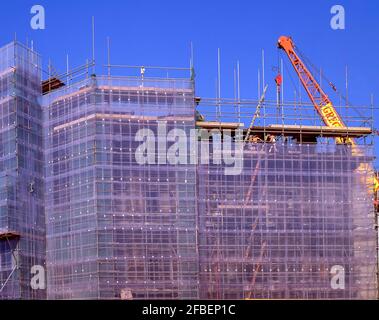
xmin=0 ymin=34 xmax=378 ymax=299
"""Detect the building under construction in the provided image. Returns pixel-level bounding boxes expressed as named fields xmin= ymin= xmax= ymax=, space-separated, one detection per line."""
xmin=0 ymin=39 xmax=378 ymax=299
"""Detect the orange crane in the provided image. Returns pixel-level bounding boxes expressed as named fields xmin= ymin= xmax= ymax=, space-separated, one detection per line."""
xmin=277 ymin=35 xmax=379 ymax=193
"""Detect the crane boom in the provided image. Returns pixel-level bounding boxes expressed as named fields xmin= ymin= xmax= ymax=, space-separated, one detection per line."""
xmin=277 ymin=36 xmax=350 ymax=143
xmin=277 ymin=35 xmax=379 ymax=192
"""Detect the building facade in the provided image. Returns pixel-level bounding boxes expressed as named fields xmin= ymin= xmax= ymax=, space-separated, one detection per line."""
xmin=0 ymin=41 xmax=377 ymax=299
xmin=0 ymin=42 xmax=45 ymax=299
xmin=198 ymin=143 xmax=377 ymax=299
xmin=43 ymin=76 xmax=199 ymax=299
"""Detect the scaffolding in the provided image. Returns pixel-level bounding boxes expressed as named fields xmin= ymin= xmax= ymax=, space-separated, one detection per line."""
xmin=0 ymin=40 xmax=377 ymax=300
xmin=196 ymin=96 xmax=377 ymax=299
xmin=0 ymin=42 xmax=46 ymax=299
xmin=42 ymin=74 xmax=199 ymax=299
xmin=197 ymin=142 xmax=377 ymax=299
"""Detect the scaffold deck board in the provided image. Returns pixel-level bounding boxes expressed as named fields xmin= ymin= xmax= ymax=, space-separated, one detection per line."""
xmin=261 ymin=124 xmax=372 ymax=137
xmin=0 ymin=231 xmax=20 ymax=240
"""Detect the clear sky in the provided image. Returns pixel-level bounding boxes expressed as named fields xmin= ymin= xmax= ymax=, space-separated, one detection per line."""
xmin=1 ymin=0 xmax=379 ymax=164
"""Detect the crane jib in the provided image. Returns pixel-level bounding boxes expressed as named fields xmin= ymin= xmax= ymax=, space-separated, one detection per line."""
xmin=278 ymin=35 xmax=379 ymax=193
xmin=320 ymin=103 xmax=345 ymax=128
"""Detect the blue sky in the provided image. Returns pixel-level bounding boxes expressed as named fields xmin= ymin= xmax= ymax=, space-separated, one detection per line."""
xmin=1 ymin=0 xmax=379 ymax=164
